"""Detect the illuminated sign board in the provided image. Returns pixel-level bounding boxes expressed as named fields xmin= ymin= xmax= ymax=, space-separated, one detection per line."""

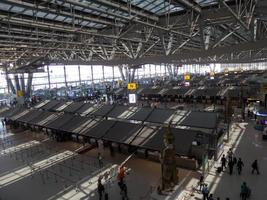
xmin=184 ymin=82 xmax=190 ymax=87
xmin=184 ymin=73 xmax=190 ymax=81
xmin=16 ymin=90 xmax=23 ymax=97
xmin=128 ymin=93 xmax=137 ymax=104
xmin=127 ymin=83 xmax=137 ymax=90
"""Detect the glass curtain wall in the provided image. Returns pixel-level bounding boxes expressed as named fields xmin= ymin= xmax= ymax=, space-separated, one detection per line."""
xmin=1 ymin=62 xmax=267 ymax=93
xmin=0 ymin=69 xmax=7 ymax=94
xmin=79 ymin=65 xmax=92 ymax=84
xmin=221 ymin=63 xmax=267 ymax=71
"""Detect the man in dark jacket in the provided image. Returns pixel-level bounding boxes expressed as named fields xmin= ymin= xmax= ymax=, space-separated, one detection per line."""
xmin=228 ymin=160 xmax=234 ymax=175
xmin=221 ymin=154 xmax=227 ymax=170
xmin=237 ymin=158 xmax=244 ymax=175
xmin=251 ymin=160 xmax=260 ymax=174
xmin=97 ymin=179 xmax=105 ymax=200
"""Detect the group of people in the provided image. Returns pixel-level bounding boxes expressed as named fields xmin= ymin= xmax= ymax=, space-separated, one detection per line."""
xmin=97 ymin=164 xmax=129 ymax=200
xmin=97 ymin=178 xmax=109 ymax=200
xmin=221 ymin=148 xmax=260 ymax=176
xmin=219 ymin=148 xmax=258 ymax=200
xmin=200 ymin=148 xmax=259 ymax=200
xmin=199 ymin=178 xmax=230 ymax=200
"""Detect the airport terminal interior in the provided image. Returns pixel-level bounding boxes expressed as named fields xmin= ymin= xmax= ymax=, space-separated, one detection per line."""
xmin=0 ymin=0 xmax=267 ymax=200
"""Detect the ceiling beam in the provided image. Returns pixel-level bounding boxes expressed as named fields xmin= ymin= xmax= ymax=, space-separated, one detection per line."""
xmin=50 ymin=39 xmax=267 ymax=65
xmin=93 ymin=0 xmax=158 ymax=21
xmin=219 ymin=0 xmax=250 ymax=31
xmin=1 ymin=0 xmax=118 ymax=26
xmin=0 ymin=14 xmax=143 ymax=42
xmin=172 ymin=0 xmax=201 ymax=13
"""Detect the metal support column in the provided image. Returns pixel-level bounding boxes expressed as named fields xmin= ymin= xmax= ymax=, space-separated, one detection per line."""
xmin=26 ymin=73 xmax=33 ymax=97
xmin=112 ymin=66 xmax=115 ymax=88
xmin=47 ymin=65 xmax=51 ymax=89
xmin=118 ymin=66 xmax=126 ymax=82
xmin=149 ymin=64 xmax=151 ymax=80
xmin=63 ymin=65 xmax=67 ymax=88
xmin=20 ymin=74 xmax=25 ymax=96
xmin=78 ymin=65 xmax=81 ymax=85
xmin=131 ymin=68 xmax=136 ymax=82
xmin=102 ymin=65 xmax=105 ymax=83
xmin=91 ymin=65 xmax=94 ymax=89
xmin=14 ymin=75 xmax=21 ymax=94
xmin=7 ymin=77 xmax=16 ymax=94
xmin=126 ymin=67 xmax=130 ymax=83
xmin=5 ymin=66 xmax=10 ymax=93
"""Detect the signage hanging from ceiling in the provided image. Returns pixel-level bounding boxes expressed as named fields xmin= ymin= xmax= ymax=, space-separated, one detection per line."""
xmin=128 ymin=93 xmax=137 ymax=104
xmin=184 ymin=73 xmax=190 ymax=81
xmin=16 ymin=90 xmax=23 ymax=97
xmin=127 ymin=82 xmax=137 ymax=90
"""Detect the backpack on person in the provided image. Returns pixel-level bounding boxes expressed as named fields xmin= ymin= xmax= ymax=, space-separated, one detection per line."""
xmin=202 ymin=185 xmax=209 ymax=195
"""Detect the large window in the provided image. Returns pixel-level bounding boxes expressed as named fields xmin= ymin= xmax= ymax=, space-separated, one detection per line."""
xmin=66 ymin=65 xmax=79 ymax=83
xmin=32 ymin=67 xmax=49 ymax=89
xmin=103 ymin=66 xmax=113 ymax=80
xmin=113 ymin=66 xmax=121 ymax=80
xmin=49 ymin=65 xmax=65 ymax=84
xmin=92 ymin=65 xmax=103 ymax=82
xmin=0 ymin=69 xmax=7 ymax=94
xmin=80 ymin=65 xmax=92 ymax=81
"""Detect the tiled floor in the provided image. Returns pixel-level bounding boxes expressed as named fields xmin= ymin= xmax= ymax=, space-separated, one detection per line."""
xmin=176 ymin=120 xmax=267 ymax=200
xmin=0 ymin=123 xmax=193 ymax=200
xmin=5 ymin=119 xmax=264 ymax=200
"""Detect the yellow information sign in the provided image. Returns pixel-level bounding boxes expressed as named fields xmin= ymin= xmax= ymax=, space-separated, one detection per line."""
xmin=184 ymin=73 xmax=190 ymax=81
xmin=127 ymin=83 xmax=137 ymax=90
xmin=16 ymin=90 xmax=23 ymax=97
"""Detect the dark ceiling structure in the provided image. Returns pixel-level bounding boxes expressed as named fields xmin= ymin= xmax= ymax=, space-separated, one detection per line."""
xmin=0 ymin=0 xmax=267 ymax=71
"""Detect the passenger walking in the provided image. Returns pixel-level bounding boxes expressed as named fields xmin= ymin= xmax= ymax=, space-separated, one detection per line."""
xmin=208 ymin=193 xmax=214 ymax=200
xmin=202 ymin=184 xmax=209 ymax=200
xmin=104 ymin=192 xmax=109 ymax=200
xmin=228 ymin=159 xmax=234 ymax=175
xmin=1 ymin=119 xmax=5 ymax=127
xmin=109 ymin=143 xmax=114 ymax=157
xmin=117 ymin=165 xmax=126 ymax=193
xmin=198 ymin=175 xmax=204 ymax=191
xmin=237 ymin=158 xmax=244 ymax=175
xmin=221 ymin=154 xmax=227 ymax=170
xmin=251 ymin=159 xmax=260 ymax=174
xmin=121 ymin=182 xmax=129 ymax=200
xmin=233 ymin=157 xmax=237 ymax=166
xmin=98 ymin=152 xmax=103 ymax=168
xmin=227 ymin=148 xmax=233 ymax=162
xmin=240 ymin=182 xmax=251 ymax=200
xmin=97 ymin=179 xmax=105 ymax=200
